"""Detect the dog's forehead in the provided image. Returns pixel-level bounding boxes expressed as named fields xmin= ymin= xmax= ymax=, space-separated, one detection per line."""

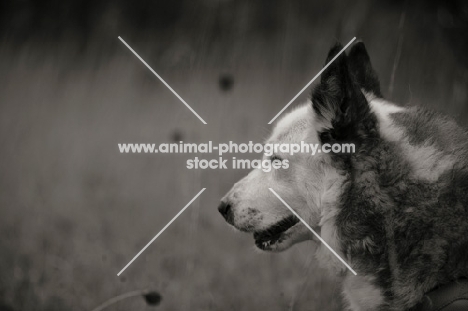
xmin=268 ymin=104 xmax=312 ymax=143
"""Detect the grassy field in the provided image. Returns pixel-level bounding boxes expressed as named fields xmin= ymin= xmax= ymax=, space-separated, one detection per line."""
xmin=0 ymin=1 xmax=467 ymax=310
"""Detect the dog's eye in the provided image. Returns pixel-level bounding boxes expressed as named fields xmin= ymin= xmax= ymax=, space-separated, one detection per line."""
xmin=270 ymin=155 xmax=282 ymax=162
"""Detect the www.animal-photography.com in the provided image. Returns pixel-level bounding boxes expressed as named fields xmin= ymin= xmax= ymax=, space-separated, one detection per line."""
xmin=1 ymin=1 xmax=468 ymax=310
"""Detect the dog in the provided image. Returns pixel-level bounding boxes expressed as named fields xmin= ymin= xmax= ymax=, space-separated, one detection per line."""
xmin=218 ymin=41 xmax=468 ymax=310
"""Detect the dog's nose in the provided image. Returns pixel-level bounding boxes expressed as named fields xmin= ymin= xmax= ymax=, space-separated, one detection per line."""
xmin=218 ymin=201 xmax=233 ymax=223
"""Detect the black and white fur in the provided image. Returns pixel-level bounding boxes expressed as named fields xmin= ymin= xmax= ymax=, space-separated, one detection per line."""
xmin=219 ymin=41 xmax=468 ymax=310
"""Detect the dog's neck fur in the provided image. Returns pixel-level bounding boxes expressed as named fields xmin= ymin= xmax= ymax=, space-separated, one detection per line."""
xmin=312 ymin=93 xmax=468 ymax=309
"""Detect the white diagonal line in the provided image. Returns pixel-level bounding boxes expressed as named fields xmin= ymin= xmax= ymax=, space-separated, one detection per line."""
xmin=118 ymin=36 xmax=207 ymax=125
xmin=117 ymin=188 xmax=206 ymax=276
xmin=268 ymin=188 xmax=357 ymax=275
xmin=268 ymin=37 xmax=356 ymax=124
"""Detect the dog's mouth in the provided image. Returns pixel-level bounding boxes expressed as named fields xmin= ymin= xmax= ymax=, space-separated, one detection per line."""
xmin=253 ymin=215 xmax=300 ymax=251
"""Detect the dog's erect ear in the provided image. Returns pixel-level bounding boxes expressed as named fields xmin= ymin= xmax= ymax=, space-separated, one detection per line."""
xmin=347 ymin=42 xmax=382 ymax=98
xmin=312 ymin=43 xmax=375 ymax=144
xmin=312 ymin=44 xmax=350 ymax=125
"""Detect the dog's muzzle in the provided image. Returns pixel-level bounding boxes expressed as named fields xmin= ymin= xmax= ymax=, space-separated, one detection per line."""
xmin=218 ymin=201 xmax=234 ymax=224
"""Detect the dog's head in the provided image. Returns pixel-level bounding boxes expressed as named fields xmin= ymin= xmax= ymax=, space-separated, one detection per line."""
xmin=218 ymin=42 xmax=381 ymax=252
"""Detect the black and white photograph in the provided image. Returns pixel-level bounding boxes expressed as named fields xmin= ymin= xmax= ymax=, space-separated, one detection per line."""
xmin=1 ymin=0 xmax=468 ymax=310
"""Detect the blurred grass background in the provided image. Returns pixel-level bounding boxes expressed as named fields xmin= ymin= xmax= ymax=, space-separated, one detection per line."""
xmin=0 ymin=0 xmax=467 ymax=310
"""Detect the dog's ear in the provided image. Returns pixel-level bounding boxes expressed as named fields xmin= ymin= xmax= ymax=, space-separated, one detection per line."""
xmin=312 ymin=43 xmax=349 ymax=124
xmin=312 ymin=43 xmax=375 ymax=145
xmin=347 ymin=42 xmax=382 ymax=98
